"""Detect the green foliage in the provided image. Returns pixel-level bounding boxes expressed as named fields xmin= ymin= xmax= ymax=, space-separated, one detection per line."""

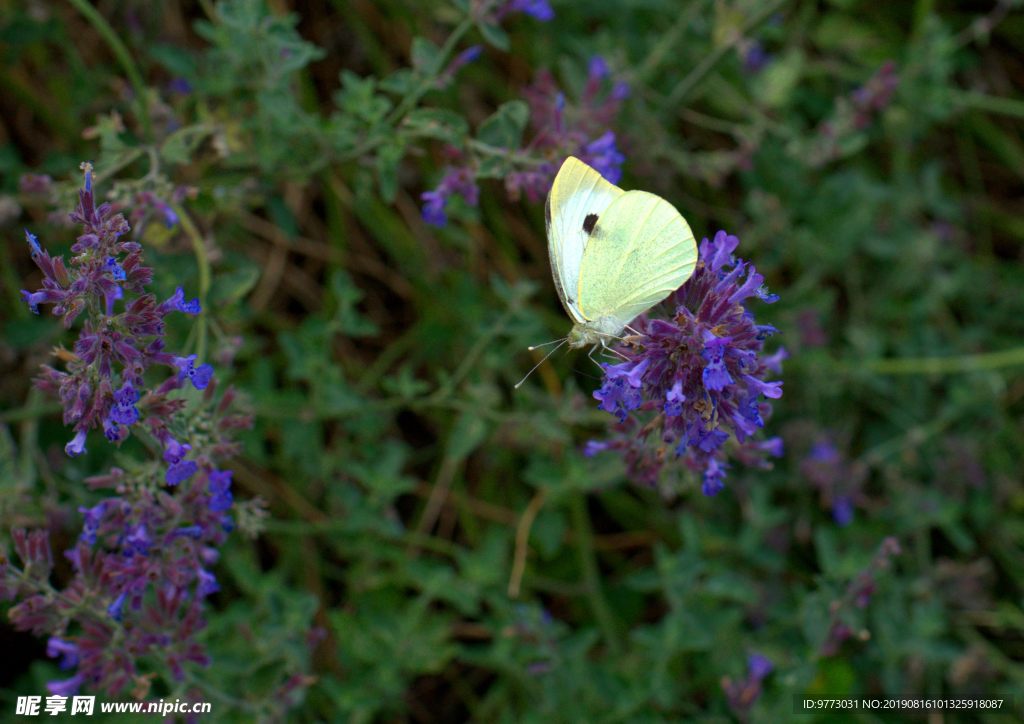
xmin=3 ymin=0 xmax=1024 ymax=722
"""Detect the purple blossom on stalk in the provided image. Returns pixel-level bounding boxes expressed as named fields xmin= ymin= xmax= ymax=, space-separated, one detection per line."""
xmin=721 ymin=653 xmax=774 ymax=718
xmin=819 ymin=537 xmax=901 ymax=657
xmin=436 ymin=45 xmax=483 ymax=90
xmin=4 ymin=163 xmax=268 ymax=701
xmin=584 ymin=231 xmax=786 ymax=493
xmin=420 ymin=167 xmax=480 ymax=227
xmin=495 ymin=0 xmax=555 ymax=22
xmin=207 ymin=469 xmax=235 ymax=512
xmin=801 ymin=434 xmax=868 ymax=526
xmin=506 ymin=59 xmax=629 ymax=202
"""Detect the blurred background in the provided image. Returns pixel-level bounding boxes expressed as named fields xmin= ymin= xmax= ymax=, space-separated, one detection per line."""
xmin=2 ymin=0 xmax=1023 ymax=721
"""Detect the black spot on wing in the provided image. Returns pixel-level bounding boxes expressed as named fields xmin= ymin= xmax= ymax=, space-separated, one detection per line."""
xmin=582 ymin=213 xmax=598 ymax=235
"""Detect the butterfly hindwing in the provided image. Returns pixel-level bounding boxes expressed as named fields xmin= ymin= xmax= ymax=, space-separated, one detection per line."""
xmin=546 ymin=157 xmax=624 ymax=323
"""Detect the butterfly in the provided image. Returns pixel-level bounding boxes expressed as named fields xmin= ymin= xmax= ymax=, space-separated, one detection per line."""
xmin=516 ymin=157 xmax=697 ymax=388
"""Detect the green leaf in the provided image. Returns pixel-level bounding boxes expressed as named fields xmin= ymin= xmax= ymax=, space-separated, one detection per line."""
xmin=755 ymin=47 xmax=804 ymax=109
xmin=379 ymin=68 xmax=415 ymax=95
xmin=411 ymin=36 xmax=442 ymax=75
xmin=160 ymin=125 xmax=216 ymax=165
xmin=211 ymin=264 xmax=261 ymax=305
xmin=476 ymin=100 xmax=529 ymax=150
xmin=402 ymin=108 xmax=470 ymax=145
xmin=476 ymin=21 xmax=509 ymax=52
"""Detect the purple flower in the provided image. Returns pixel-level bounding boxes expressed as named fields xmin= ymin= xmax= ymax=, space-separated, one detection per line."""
xmin=107 ymin=590 xmax=127 ymax=621
xmin=78 ymin=501 xmax=106 ymax=546
xmin=420 ymin=167 xmax=480 ymax=227
xmin=421 ymin=190 xmax=448 ymax=227
xmin=664 ymin=379 xmax=686 ymax=417
xmin=207 ymin=469 xmax=234 ymax=512
xmin=25 ymin=228 xmax=43 ymax=256
xmin=748 ymin=653 xmax=774 ymax=679
xmin=701 ymin=331 xmax=734 ymax=390
xmin=110 ymin=380 xmax=140 ymax=425
xmin=802 ymin=433 xmax=867 ymax=526
xmin=593 ymin=359 xmax=648 ymax=423
xmin=743 ymin=42 xmax=771 ymax=73
xmin=46 ymin=637 xmax=80 ymax=670
xmin=580 ymin=131 xmax=625 ymax=185
xmin=10 ymin=163 xmax=263 ymax=701
xmin=164 ymin=438 xmax=191 ymax=465
xmin=702 ymin=458 xmax=729 ymax=496
xmin=122 ymin=524 xmax=151 ymax=557
xmin=160 ymin=286 xmax=201 ymax=315
xmin=586 ymin=231 xmax=785 ymax=494
xmin=437 ymin=45 xmax=483 ymax=89
xmin=497 ymin=0 xmax=555 ymax=21
xmin=197 ymin=569 xmax=220 ymax=597
xmin=583 ymin=440 xmax=611 ymax=457
xmin=46 ymin=673 xmax=85 ymax=698
xmin=171 ymin=354 xmax=214 ymax=390
xmin=722 ymin=652 xmax=773 ymax=718
xmin=164 ymin=437 xmax=197 ymax=485
xmin=65 ymin=430 xmax=88 ymax=457
xmin=21 ymin=289 xmax=49 ymax=314
xmin=588 ymin=56 xmax=609 ymax=80
xmin=167 ymin=460 xmax=198 ymax=486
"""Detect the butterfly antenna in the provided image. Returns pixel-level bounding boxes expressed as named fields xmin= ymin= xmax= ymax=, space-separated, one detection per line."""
xmin=515 ymin=339 xmax=567 ymax=389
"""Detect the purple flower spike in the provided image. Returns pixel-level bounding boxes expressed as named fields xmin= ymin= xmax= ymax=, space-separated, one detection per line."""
xmin=586 ymin=230 xmax=784 ymax=494
xmin=12 ymin=164 xmax=259 ymax=701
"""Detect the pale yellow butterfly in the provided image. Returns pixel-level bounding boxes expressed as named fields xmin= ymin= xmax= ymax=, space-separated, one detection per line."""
xmin=516 ymin=157 xmax=698 ymax=387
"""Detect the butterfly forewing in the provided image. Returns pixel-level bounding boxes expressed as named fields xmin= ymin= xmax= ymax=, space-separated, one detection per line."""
xmin=576 ymin=190 xmax=697 ymax=326
xmin=546 ymin=157 xmax=623 ymax=323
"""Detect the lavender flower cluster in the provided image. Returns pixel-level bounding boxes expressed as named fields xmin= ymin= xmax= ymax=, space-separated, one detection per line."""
xmin=3 ymin=164 xmax=255 ymax=699
xmin=421 ymin=53 xmax=629 ymax=226
xmin=585 ymin=231 xmax=786 ymax=495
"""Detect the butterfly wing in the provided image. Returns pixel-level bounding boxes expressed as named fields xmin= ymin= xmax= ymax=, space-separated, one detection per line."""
xmin=576 ymin=189 xmax=697 ymax=327
xmin=546 ymin=157 xmax=624 ymax=323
